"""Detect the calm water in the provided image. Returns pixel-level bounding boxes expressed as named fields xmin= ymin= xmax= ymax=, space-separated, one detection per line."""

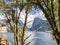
xmin=26 ymin=31 xmax=57 ymax=45
xmin=0 ymin=31 xmax=57 ymax=45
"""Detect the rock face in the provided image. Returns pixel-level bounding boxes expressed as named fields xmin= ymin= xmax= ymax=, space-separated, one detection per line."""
xmin=30 ymin=17 xmax=51 ymax=31
xmin=19 ymin=20 xmax=23 ymax=26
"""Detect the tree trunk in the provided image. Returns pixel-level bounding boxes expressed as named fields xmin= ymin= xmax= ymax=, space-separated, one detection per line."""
xmin=21 ymin=7 xmax=29 ymax=45
xmin=14 ymin=33 xmax=19 ymax=45
xmin=56 ymin=39 xmax=60 ymax=45
xmin=15 ymin=33 xmax=18 ymax=45
xmin=58 ymin=0 xmax=60 ymax=26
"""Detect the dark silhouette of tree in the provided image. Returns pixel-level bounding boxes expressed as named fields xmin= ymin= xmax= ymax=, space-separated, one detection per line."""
xmin=1 ymin=0 xmax=60 ymax=45
xmin=30 ymin=0 xmax=60 ymax=45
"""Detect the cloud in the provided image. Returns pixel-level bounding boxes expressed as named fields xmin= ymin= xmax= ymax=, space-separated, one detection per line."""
xmin=19 ymin=10 xmax=46 ymax=28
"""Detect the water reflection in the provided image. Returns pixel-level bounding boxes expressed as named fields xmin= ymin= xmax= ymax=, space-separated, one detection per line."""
xmin=0 ymin=31 xmax=57 ymax=45
xmin=27 ymin=31 xmax=57 ymax=45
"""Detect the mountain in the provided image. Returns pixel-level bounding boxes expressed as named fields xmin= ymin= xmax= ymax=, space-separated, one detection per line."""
xmin=29 ymin=17 xmax=51 ymax=32
xmin=18 ymin=20 xmax=23 ymax=26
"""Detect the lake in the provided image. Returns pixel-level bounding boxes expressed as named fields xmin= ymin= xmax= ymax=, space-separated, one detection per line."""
xmin=0 ymin=31 xmax=57 ymax=45
xmin=25 ymin=31 xmax=57 ymax=45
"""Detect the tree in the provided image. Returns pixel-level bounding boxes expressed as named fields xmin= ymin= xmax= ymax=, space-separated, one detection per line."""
xmin=1 ymin=0 xmax=60 ymax=45
xmin=29 ymin=0 xmax=60 ymax=45
xmin=0 ymin=0 xmax=29 ymax=45
xmin=0 ymin=0 xmax=34 ymax=45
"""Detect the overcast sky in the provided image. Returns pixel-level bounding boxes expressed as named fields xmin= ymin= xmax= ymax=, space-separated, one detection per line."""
xmin=0 ymin=0 xmax=46 ymax=28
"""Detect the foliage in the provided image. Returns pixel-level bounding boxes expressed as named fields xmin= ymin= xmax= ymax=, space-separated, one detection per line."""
xmin=0 ymin=0 xmax=34 ymax=45
xmin=29 ymin=0 xmax=60 ymax=45
xmin=1 ymin=0 xmax=60 ymax=45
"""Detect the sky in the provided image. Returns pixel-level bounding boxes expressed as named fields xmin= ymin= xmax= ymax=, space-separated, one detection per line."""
xmin=0 ymin=0 xmax=47 ymax=28
xmin=0 ymin=8 xmax=46 ymax=28
xmin=19 ymin=7 xmax=46 ymax=28
xmin=3 ymin=0 xmax=46 ymax=21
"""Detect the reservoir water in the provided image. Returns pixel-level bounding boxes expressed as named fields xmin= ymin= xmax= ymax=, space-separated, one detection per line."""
xmin=0 ymin=31 xmax=57 ymax=45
